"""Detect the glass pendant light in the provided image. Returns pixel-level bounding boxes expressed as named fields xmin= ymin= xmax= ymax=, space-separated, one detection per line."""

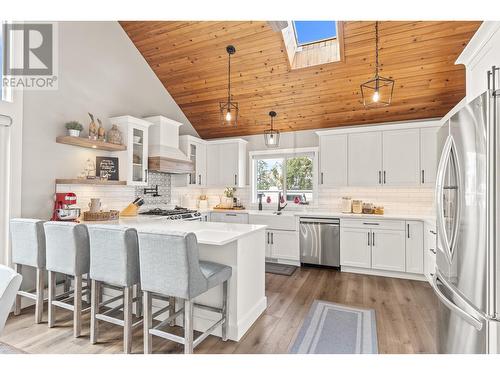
xmin=360 ymin=21 xmax=395 ymax=108
xmin=219 ymin=45 xmax=239 ymax=127
xmin=264 ymin=111 xmax=280 ymax=148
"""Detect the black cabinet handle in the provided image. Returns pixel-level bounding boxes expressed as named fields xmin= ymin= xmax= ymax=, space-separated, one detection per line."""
xmin=368 ymin=232 xmax=370 ymax=246
xmin=321 ymin=172 xmax=324 ymax=184
xmin=421 ymin=170 xmax=425 ymax=184
xmin=378 ymin=171 xmax=382 ymax=184
xmin=372 ymin=232 xmax=375 ymax=246
xmin=271 ymin=232 xmax=274 ymax=244
xmin=145 ymin=169 xmax=148 ymax=183
xmin=199 ymin=174 xmax=201 ymax=185
xmin=407 ymin=224 xmax=410 ymax=238
xmin=234 ymin=174 xmax=237 ymax=185
xmin=383 ymin=171 xmax=386 ymax=184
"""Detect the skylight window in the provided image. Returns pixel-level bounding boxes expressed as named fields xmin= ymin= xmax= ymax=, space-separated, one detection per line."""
xmin=293 ymin=21 xmax=337 ymax=46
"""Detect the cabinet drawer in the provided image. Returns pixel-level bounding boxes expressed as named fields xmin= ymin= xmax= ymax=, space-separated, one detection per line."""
xmin=210 ymin=212 xmax=248 ymax=224
xmin=341 ymin=218 xmax=405 ymax=231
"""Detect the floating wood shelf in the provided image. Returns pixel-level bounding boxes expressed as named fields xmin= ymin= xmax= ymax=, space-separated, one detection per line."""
xmin=56 ymin=179 xmax=127 ymax=186
xmin=56 ymin=136 xmax=127 ymax=151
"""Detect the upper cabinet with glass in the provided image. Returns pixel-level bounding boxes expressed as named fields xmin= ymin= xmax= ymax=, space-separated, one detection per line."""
xmin=108 ymin=116 xmax=153 ymax=186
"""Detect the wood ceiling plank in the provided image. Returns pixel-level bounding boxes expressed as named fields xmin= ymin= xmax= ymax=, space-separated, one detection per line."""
xmin=120 ymin=20 xmax=481 ymax=138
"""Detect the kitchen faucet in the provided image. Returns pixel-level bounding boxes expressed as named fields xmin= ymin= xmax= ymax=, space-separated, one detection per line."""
xmin=277 ymin=192 xmax=287 ymax=212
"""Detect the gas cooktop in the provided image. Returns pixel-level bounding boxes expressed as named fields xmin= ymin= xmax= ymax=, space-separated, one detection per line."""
xmin=139 ymin=206 xmax=202 ymax=220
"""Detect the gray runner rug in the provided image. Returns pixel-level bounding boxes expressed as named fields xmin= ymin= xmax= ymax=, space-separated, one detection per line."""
xmin=289 ymin=300 xmax=378 ymax=354
xmin=0 ymin=342 xmax=25 ymax=354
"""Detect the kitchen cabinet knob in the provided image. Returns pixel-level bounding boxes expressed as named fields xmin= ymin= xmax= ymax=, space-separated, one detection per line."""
xmin=198 ymin=174 xmax=201 ymax=185
xmin=372 ymin=232 xmax=375 ymax=246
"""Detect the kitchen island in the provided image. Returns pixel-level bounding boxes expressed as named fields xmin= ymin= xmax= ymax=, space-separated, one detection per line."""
xmin=86 ymin=216 xmax=267 ymax=342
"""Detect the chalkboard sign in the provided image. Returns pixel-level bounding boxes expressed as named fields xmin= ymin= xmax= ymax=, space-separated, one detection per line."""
xmin=96 ymin=156 xmax=119 ymax=181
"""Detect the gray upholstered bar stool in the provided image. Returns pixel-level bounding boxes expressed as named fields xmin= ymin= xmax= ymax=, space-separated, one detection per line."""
xmin=138 ymin=230 xmax=232 ymax=354
xmin=87 ymin=225 xmax=143 ymax=354
xmin=43 ymin=221 xmax=90 ymax=338
xmin=9 ymin=218 xmax=46 ymax=324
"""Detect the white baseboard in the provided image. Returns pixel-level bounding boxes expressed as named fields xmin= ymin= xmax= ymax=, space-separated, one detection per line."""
xmin=341 ymin=266 xmax=427 ymax=282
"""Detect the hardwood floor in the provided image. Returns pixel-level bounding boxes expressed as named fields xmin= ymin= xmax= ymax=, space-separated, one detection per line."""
xmin=1 ymin=267 xmax=438 ymax=354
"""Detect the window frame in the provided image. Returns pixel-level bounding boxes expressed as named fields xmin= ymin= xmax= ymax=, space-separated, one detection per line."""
xmin=292 ymin=21 xmax=338 ymax=47
xmin=250 ymin=147 xmax=319 ymax=204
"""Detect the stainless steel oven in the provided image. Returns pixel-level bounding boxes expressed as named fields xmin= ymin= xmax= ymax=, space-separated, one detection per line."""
xmin=299 ymin=217 xmax=340 ymax=267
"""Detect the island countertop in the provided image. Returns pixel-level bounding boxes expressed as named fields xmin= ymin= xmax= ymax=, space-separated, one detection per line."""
xmin=83 ymin=216 xmax=267 ymax=246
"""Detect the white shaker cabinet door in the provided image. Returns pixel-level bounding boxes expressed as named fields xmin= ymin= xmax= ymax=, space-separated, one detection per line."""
xmin=206 ymin=144 xmax=220 ymax=187
xmin=371 ymin=229 xmax=406 ymax=272
xmin=348 ymin=132 xmax=383 ymax=186
xmin=405 ymin=221 xmax=424 ymax=274
xmin=270 ymin=230 xmax=299 ymax=261
xmin=218 ymin=143 xmax=239 ymax=187
xmin=319 ymin=134 xmax=348 ymax=187
xmin=420 ymin=127 xmax=439 ymax=186
xmin=382 ymin=129 xmax=420 ymax=186
xmin=195 ymin=141 xmax=207 ymax=187
xmin=340 ymin=228 xmax=371 ymax=268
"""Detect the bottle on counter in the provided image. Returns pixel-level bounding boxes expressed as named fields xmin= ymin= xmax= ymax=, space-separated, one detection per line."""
xmin=341 ymin=197 xmax=352 ymax=213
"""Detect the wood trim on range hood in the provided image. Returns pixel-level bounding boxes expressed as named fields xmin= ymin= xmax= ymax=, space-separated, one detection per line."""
xmin=148 ymin=156 xmax=194 ymax=174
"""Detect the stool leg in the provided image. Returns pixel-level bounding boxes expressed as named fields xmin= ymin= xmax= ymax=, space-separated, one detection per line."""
xmin=74 ymin=275 xmax=82 ymax=338
xmin=184 ymin=299 xmax=193 ymax=354
xmin=64 ymin=275 xmax=71 ymax=293
xmin=90 ymin=280 xmax=100 ymax=344
xmin=124 ymin=286 xmax=133 ymax=354
xmin=85 ymin=274 xmax=91 ymax=304
xmin=35 ymin=268 xmax=44 ymax=324
xmin=135 ymin=283 xmax=142 ymax=318
xmin=48 ymin=271 xmax=56 ymax=328
xmin=143 ymin=291 xmax=152 ymax=354
xmin=169 ymin=296 xmax=176 ymax=327
xmin=222 ymin=280 xmax=229 ymax=341
xmin=14 ymin=264 xmax=22 ymax=315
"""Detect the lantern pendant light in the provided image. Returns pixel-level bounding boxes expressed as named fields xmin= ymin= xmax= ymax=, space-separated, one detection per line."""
xmin=360 ymin=21 xmax=395 ymax=108
xmin=219 ymin=45 xmax=239 ymax=127
xmin=264 ymin=111 xmax=280 ymax=148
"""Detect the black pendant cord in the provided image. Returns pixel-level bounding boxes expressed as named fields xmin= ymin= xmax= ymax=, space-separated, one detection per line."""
xmin=375 ymin=21 xmax=379 ymax=78
xmin=227 ymin=52 xmax=231 ymax=103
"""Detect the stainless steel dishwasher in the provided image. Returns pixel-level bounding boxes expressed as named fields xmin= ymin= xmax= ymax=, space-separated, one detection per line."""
xmin=299 ymin=217 xmax=340 ymax=267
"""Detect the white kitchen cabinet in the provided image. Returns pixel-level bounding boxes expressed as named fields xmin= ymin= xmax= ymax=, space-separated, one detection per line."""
xmin=405 ymin=221 xmax=424 ymax=274
xmin=206 ymin=139 xmax=247 ymax=187
xmin=319 ymin=134 xmax=348 ymax=187
xmin=371 ymin=229 xmax=406 ymax=272
xmin=265 ymin=231 xmax=272 ymax=258
xmin=210 ymin=212 xmax=248 ymax=224
xmin=179 ymin=135 xmax=207 ymax=187
xmin=420 ymin=127 xmax=439 ymax=186
xmin=348 ymin=132 xmax=383 ymax=186
xmin=109 ymin=115 xmax=152 ymax=187
xmin=382 ymin=129 xmax=420 ymax=186
xmin=340 ymin=227 xmax=372 ymax=268
xmin=268 ymin=229 xmax=299 ymax=261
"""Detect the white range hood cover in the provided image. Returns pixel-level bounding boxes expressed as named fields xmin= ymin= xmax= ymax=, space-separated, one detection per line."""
xmin=144 ymin=115 xmax=190 ymax=161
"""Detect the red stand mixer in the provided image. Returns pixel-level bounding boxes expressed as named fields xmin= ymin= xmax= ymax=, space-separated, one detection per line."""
xmin=51 ymin=192 xmax=81 ymax=221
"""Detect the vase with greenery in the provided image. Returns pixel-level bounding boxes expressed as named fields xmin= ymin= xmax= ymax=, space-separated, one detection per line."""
xmin=65 ymin=121 xmax=84 ymax=137
xmin=221 ymin=187 xmax=236 ymax=208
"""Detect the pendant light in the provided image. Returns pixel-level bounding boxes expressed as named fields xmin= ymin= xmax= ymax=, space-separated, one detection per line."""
xmin=264 ymin=111 xmax=280 ymax=148
xmin=360 ymin=21 xmax=394 ymax=108
xmin=219 ymin=45 xmax=238 ymax=127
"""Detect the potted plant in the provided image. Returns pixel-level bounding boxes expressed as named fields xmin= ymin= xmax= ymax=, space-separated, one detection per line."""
xmin=221 ymin=187 xmax=236 ymax=208
xmin=65 ymin=121 xmax=84 ymax=137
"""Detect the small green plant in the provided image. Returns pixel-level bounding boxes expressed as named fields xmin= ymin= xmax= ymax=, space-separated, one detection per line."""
xmin=224 ymin=187 xmax=236 ymax=198
xmin=65 ymin=121 xmax=84 ymax=131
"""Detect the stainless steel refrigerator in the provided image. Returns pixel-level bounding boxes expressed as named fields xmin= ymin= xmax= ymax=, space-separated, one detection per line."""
xmin=433 ymin=67 xmax=500 ymax=354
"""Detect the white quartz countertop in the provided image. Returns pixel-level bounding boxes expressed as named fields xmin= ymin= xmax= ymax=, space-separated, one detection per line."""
xmin=83 ymin=216 xmax=266 ymax=246
xmin=208 ymin=208 xmax=435 ymax=222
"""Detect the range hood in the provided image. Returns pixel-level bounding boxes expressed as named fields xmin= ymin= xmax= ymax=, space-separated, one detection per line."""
xmin=144 ymin=115 xmax=194 ymax=174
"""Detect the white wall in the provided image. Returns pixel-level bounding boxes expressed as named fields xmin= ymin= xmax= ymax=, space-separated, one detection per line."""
xmin=21 ymin=21 xmax=198 ymax=219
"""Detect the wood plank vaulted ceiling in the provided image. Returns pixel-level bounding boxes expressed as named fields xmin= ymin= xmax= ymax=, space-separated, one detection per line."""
xmin=120 ymin=21 xmax=481 ymax=139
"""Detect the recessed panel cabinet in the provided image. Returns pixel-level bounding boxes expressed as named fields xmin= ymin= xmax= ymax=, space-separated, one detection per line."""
xmin=206 ymin=140 xmax=247 ymax=187
xmin=382 ymin=129 xmax=420 ymax=186
xmin=420 ymin=127 xmax=439 ymax=185
xmin=348 ymin=132 xmax=383 ymax=186
xmin=319 ymin=134 xmax=348 ymax=187
xmin=371 ymin=229 xmax=406 ymax=272
xmin=340 ymin=227 xmax=372 ymax=268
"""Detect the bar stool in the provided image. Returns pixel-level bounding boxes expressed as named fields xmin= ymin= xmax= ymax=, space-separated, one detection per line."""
xmin=87 ymin=225 xmax=143 ymax=354
xmin=9 ymin=218 xmax=46 ymax=324
xmin=43 ymin=221 xmax=90 ymax=338
xmin=138 ymin=230 xmax=232 ymax=354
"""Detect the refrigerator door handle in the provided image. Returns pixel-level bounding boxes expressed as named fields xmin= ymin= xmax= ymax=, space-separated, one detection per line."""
xmin=435 ymin=135 xmax=460 ymax=263
xmin=431 ymin=271 xmax=483 ymax=331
